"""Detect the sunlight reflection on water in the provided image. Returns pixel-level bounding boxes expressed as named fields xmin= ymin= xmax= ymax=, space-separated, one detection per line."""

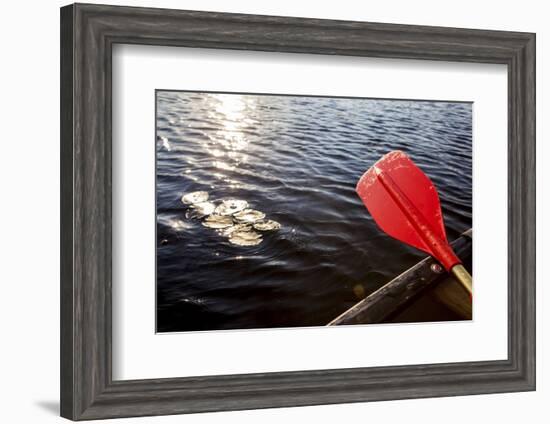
xmin=156 ymin=91 xmax=472 ymax=332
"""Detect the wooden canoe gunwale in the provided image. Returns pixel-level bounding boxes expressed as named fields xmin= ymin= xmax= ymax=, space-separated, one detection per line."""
xmin=328 ymin=229 xmax=472 ymax=326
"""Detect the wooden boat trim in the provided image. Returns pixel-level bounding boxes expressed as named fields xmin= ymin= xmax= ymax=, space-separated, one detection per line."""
xmin=328 ymin=229 xmax=472 ymax=326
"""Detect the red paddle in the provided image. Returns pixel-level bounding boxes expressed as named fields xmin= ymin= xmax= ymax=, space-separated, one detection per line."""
xmin=356 ymin=150 xmax=472 ymax=297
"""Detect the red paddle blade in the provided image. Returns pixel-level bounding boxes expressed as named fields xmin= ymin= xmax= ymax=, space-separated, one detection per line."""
xmin=356 ymin=151 xmax=460 ymax=271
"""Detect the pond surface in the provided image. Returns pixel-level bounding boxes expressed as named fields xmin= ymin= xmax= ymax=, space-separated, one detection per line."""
xmin=156 ymin=91 xmax=472 ymax=332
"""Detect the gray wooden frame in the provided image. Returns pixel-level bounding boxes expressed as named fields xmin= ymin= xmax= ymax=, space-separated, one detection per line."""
xmin=60 ymin=3 xmax=536 ymax=421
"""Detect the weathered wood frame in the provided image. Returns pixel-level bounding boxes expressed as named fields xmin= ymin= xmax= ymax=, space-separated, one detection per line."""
xmin=60 ymin=3 xmax=536 ymax=420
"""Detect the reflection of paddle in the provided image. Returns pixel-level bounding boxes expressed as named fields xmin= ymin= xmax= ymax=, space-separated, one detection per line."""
xmin=356 ymin=150 xmax=472 ymax=297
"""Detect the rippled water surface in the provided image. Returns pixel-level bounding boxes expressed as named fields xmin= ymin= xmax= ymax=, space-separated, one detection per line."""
xmin=156 ymin=91 xmax=472 ymax=332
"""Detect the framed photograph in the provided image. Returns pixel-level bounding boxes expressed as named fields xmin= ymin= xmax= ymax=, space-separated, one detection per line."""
xmin=155 ymin=90 xmax=474 ymax=333
xmin=60 ymin=3 xmax=535 ymax=420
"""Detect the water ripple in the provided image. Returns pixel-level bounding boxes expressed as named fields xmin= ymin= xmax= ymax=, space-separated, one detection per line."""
xmin=156 ymin=92 xmax=472 ymax=331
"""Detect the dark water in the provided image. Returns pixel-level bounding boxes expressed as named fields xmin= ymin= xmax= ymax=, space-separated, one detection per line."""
xmin=156 ymin=91 xmax=472 ymax=332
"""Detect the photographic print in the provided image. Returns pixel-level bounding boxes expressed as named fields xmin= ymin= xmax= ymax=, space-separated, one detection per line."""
xmin=156 ymin=91 xmax=472 ymax=333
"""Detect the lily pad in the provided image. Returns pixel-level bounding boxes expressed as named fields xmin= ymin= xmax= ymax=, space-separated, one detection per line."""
xmin=220 ymin=223 xmax=252 ymax=237
xmin=202 ymin=214 xmax=233 ymax=229
xmin=253 ymin=220 xmax=281 ymax=231
xmin=233 ymin=209 xmax=266 ymax=223
xmin=229 ymin=230 xmax=263 ymax=246
xmin=188 ymin=201 xmax=215 ymax=217
xmin=231 ymin=230 xmax=262 ymax=240
xmin=214 ymin=199 xmax=248 ymax=216
xmin=181 ymin=191 xmax=209 ymax=205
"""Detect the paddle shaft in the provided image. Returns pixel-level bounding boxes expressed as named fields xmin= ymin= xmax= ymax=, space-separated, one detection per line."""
xmin=450 ymin=264 xmax=473 ymax=296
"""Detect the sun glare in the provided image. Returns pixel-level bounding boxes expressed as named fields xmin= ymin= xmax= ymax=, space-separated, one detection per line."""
xmin=202 ymin=94 xmax=258 ymax=183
